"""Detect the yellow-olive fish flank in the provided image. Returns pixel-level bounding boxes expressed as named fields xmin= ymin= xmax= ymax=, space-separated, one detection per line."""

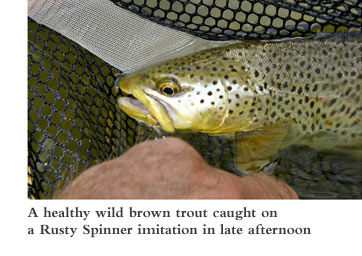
xmin=118 ymin=39 xmax=362 ymax=172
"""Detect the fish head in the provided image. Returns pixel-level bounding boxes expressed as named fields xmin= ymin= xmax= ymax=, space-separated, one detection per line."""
xmin=117 ymin=58 xmax=231 ymax=133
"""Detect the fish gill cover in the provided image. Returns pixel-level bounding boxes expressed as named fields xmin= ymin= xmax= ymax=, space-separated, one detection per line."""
xmin=28 ymin=0 xmax=361 ymax=199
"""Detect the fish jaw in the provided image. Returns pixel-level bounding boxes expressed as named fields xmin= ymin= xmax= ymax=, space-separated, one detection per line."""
xmin=117 ymin=73 xmax=175 ymax=132
xmin=117 ymin=97 xmax=158 ymax=126
xmin=118 ymin=87 xmax=175 ymax=133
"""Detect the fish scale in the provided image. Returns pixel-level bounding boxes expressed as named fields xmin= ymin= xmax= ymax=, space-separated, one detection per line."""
xmin=227 ymin=41 xmax=362 ymax=143
xmin=118 ymin=37 xmax=362 ymax=172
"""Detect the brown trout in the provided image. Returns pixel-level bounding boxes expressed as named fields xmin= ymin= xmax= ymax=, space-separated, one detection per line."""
xmin=117 ymin=38 xmax=362 ymax=172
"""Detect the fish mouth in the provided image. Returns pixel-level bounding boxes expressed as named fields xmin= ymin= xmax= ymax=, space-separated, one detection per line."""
xmin=117 ymin=88 xmax=175 ymax=133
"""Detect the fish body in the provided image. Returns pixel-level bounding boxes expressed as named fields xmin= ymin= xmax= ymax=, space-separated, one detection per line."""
xmin=118 ymin=38 xmax=362 ymax=172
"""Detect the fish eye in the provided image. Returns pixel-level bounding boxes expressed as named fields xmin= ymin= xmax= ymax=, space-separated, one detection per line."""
xmin=162 ymin=86 xmax=175 ymax=95
xmin=158 ymin=78 xmax=180 ymax=96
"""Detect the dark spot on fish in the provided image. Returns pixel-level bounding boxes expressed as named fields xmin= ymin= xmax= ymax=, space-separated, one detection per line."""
xmin=272 ymin=102 xmax=276 ymax=106
xmin=283 ymin=82 xmax=288 ymax=88
xmin=278 ymin=96 xmax=283 ymax=102
xmin=341 ymin=130 xmax=347 ymax=136
xmin=349 ymin=110 xmax=356 ymax=118
xmin=297 ymin=87 xmax=303 ymax=95
xmin=244 ymin=101 xmax=248 ymax=105
xmin=227 ymin=86 xmax=232 ymax=91
xmin=212 ymin=67 xmax=217 ymax=71
xmin=254 ymin=70 xmax=259 ymax=77
xmin=316 ymin=108 xmax=321 ymax=114
xmin=232 ymin=80 xmax=237 ymax=84
xmin=305 ymin=84 xmax=310 ymax=92
xmin=297 ymin=110 xmax=302 ymax=116
xmin=345 ymin=87 xmax=352 ymax=96
xmin=216 ymin=88 xmax=220 ymax=92
xmin=212 ymin=80 xmax=217 ymax=85
xmin=200 ymin=76 xmax=204 ymax=80
xmin=285 ymin=64 xmax=291 ymax=71
xmin=271 ymin=111 xmax=276 ymax=118
xmin=351 ymin=71 xmax=356 ymax=76
xmin=200 ymin=99 xmax=204 ymax=104
xmin=315 ymin=68 xmax=320 ymax=74
xmin=284 ymin=112 xmax=290 ymax=117
xmin=299 ymin=72 xmax=304 ymax=78
xmin=236 ymin=103 xmax=240 ymax=107
xmin=196 ymin=66 xmax=201 ymax=70
xmin=300 ymin=61 xmax=305 ymax=66
xmin=228 ymin=109 xmax=234 ymax=114
xmin=265 ymin=67 xmax=270 ymax=73
xmin=243 ymin=87 xmax=249 ymax=92
xmin=304 ymin=96 xmax=309 ymax=103
xmin=241 ymin=66 xmax=246 ymax=70
xmin=239 ymin=111 xmax=244 ymax=115
xmin=235 ymin=93 xmax=240 ymax=98
xmin=219 ymin=95 xmax=223 ymax=99
xmin=328 ymin=98 xmax=337 ymax=106
xmin=228 ymin=99 xmax=232 ymax=103
xmin=224 ymin=75 xmax=229 ymax=79
xmin=337 ymin=72 xmax=342 ymax=79
xmin=211 ymin=101 xmax=215 ymax=105
xmin=310 ymin=101 xmax=314 ymax=108
xmin=208 ymin=91 xmax=212 ymax=96
xmin=302 ymin=124 xmax=307 ymax=131
xmin=291 ymin=86 xmax=296 ymax=92
xmin=190 ymin=74 xmax=194 ymax=79
xmin=276 ymin=74 xmax=280 ymax=79
xmin=321 ymin=113 xmax=326 ymax=119
xmin=312 ymin=84 xmax=318 ymax=92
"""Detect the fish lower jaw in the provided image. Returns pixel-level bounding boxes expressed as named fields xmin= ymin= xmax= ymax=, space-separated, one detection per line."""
xmin=117 ymin=96 xmax=158 ymax=126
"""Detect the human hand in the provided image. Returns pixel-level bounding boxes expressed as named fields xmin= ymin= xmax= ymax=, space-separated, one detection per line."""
xmin=57 ymin=137 xmax=298 ymax=199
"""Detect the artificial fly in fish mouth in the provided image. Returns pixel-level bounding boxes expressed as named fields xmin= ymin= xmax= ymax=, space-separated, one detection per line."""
xmin=117 ymin=37 xmax=362 ymax=173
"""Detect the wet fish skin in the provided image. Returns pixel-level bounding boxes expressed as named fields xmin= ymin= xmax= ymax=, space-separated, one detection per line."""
xmin=117 ymin=39 xmax=362 ymax=167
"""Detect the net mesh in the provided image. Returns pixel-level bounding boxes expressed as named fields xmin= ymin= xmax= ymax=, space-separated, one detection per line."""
xmin=28 ymin=0 xmax=361 ymax=199
xmin=28 ymin=18 xmax=152 ymax=198
xmin=111 ymin=0 xmax=361 ymax=40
